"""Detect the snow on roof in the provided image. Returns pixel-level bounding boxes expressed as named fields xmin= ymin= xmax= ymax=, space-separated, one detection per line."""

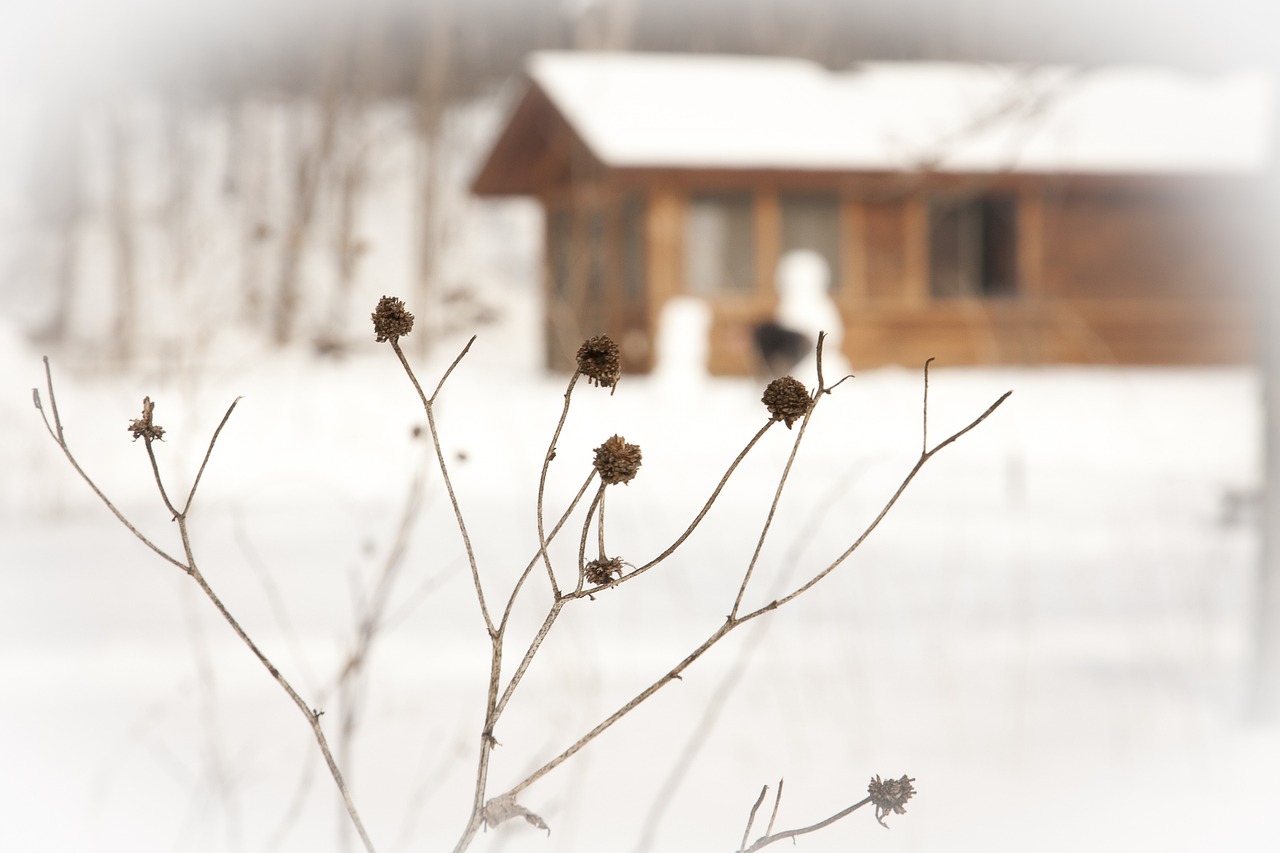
xmin=526 ymin=51 xmax=1272 ymax=175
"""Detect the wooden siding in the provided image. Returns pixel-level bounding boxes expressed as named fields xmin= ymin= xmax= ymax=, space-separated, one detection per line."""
xmin=488 ymin=89 xmax=1260 ymax=372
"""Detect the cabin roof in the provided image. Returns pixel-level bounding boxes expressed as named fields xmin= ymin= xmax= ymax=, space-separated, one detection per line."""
xmin=473 ymin=51 xmax=1271 ymax=195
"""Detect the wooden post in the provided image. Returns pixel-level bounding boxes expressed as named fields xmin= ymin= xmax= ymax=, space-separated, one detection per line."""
xmin=902 ymin=194 xmax=930 ymax=305
xmin=841 ymin=198 xmax=870 ymax=303
xmin=756 ymin=191 xmax=781 ymax=306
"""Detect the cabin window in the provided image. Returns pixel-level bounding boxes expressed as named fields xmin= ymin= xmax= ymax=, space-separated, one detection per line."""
xmin=780 ymin=193 xmax=841 ymax=290
xmin=585 ymin=207 xmax=607 ymax=329
xmin=685 ymin=192 xmax=755 ymax=296
xmin=928 ymin=194 xmax=1018 ymax=298
xmin=550 ymin=207 xmax=572 ymax=303
xmin=621 ymin=194 xmax=646 ymax=301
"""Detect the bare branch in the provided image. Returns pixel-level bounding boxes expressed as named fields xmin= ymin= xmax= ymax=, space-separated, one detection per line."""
xmin=743 ymin=795 xmax=874 ymax=851
xmin=738 ymin=784 xmax=770 ymax=853
xmin=536 ymin=372 xmax=580 ymax=597
xmin=764 ymin=778 xmax=784 ymax=837
xmin=35 ymin=360 xmax=187 ymax=572
xmin=429 ymin=335 xmax=477 ymax=405
xmin=593 ymin=420 xmax=773 ymax=593
xmin=729 ymin=400 xmax=818 ymax=619
xmin=921 ymin=357 xmax=935 ymax=454
xmin=499 ymin=471 xmax=596 ymax=634
xmin=143 ymin=434 xmax=182 ymax=519
xmin=390 ymin=337 xmax=495 ymax=637
xmin=184 ymin=396 xmax=243 ymax=514
xmin=755 ymin=388 xmax=1012 ymax=618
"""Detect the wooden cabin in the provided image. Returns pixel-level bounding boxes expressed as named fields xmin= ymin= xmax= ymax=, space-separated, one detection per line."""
xmin=471 ymin=52 xmax=1270 ymax=374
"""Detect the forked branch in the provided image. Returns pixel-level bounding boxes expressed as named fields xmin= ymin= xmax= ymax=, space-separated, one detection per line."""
xmin=36 ymin=360 xmax=378 ymax=853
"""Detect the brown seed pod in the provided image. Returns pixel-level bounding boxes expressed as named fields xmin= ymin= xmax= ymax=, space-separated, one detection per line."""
xmin=127 ymin=396 xmax=166 ymax=442
xmin=584 ymin=556 xmax=625 ymax=586
xmin=593 ymin=435 xmax=642 ymax=485
xmin=867 ymin=774 xmax=916 ymax=827
xmin=371 ymin=295 xmax=415 ymax=343
xmin=761 ymin=375 xmax=811 ymax=428
xmin=576 ymin=335 xmax=621 ymax=391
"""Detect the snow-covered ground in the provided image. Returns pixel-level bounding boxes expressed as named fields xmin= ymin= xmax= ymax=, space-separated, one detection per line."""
xmin=1 ymin=312 xmax=1274 ymax=851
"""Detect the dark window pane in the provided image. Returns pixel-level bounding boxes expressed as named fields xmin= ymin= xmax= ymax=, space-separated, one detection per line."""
xmin=621 ymin=194 xmax=646 ymax=301
xmin=550 ymin=207 xmax=571 ymax=300
xmin=685 ymin=193 xmax=755 ymax=295
xmin=780 ymin=193 xmax=840 ymax=290
xmin=929 ymin=194 xmax=1018 ymax=298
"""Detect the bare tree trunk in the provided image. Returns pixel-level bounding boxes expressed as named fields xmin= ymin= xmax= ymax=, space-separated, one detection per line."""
xmin=322 ymin=16 xmax=383 ymax=351
xmin=29 ymin=105 xmax=84 ymax=345
xmin=412 ymin=0 xmax=454 ymax=358
xmin=273 ymin=92 xmax=338 ymax=345
xmin=108 ymin=108 xmax=137 ymax=362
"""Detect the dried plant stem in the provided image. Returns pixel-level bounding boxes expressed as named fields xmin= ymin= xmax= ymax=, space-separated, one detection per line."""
xmin=537 ymin=373 xmax=580 ymax=596
xmin=390 ymin=336 xmax=495 ymax=637
xmin=506 ymin=619 xmax=735 ymax=801
xmin=742 ymin=795 xmax=874 ymax=851
xmin=730 ymin=402 xmax=818 ymax=619
xmin=498 ymin=472 xmax=596 ymax=634
xmin=186 ymin=559 xmax=378 ymax=853
xmin=764 ymin=778 xmax=784 ymax=837
xmin=490 ymin=378 xmax=1011 ymax=814
xmin=576 ymin=485 xmax=606 ymax=589
xmin=590 ymin=420 xmax=774 ymax=593
xmin=34 ymin=359 xmax=186 ymax=572
xmin=761 ymin=386 xmax=1013 ymax=615
xmin=36 ymin=360 xmax=378 ymax=852
xmin=739 ymin=784 xmax=770 ymax=852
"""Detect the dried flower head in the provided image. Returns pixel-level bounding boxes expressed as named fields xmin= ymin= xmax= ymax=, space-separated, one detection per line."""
xmin=867 ymin=774 xmax=916 ymax=828
xmin=371 ymin=295 xmax=414 ymax=343
xmin=762 ymin=376 xmax=811 ymax=428
xmin=127 ymin=396 xmax=166 ymax=442
xmin=576 ymin=335 xmax=621 ymax=391
xmin=585 ymin=556 xmax=625 ymax=586
xmin=593 ymin=435 xmax=642 ymax=485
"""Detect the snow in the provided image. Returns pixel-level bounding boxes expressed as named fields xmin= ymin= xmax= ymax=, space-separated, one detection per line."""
xmin=1 ymin=317 xmax=1274 ymax=852
xmin=525 ymin=52 xmax=1272 ymax=174
xmin=0 ymin=49 xmax=1275 ymax=853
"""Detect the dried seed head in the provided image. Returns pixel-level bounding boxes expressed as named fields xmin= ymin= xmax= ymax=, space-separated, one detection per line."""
xmin=576 ymin=335 xmax=621 ymax=391
xmin=593 ymin=435 xmax=642 ymax=485
xmin=762 ymin=376 xmax=811 ymax=428
xmin=371 ymin=295 xmax=414 ymax=343
xmin=127 ymin=396 xmax=166 ymax=442
xmin=867 ymin=774 xmax=916 ymax=828
xmin=585 ymin=556 xmax=625 ymax=586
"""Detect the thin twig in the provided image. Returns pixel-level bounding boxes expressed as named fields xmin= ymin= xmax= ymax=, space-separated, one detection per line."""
xmin=921 ymin=357 xmax=935 ymax=455
xmin=184 ymin=397 xmax=242 ymax=514
xmin=35 ymin=360 xmax=188 ymax=572
xmin=751 ymin=388 xmax=1012 ymax=618
xmin=576 ymin=486 xmax=606 ymax=592
xmin=739 ymin=784 xmax=770 ymax=852
xmin=765 ymin=778 xmax=784 ymax=838
xmin=499 ymin=472 xmax=596 ymax=634
xmin=730 ymin=334 xmax=836 ymax=619
xmin=144 ymin=436 xmax=182 ymax=519
xmin=491 ymin=383 xmax=1012 ymax=816
xmin=37 ymin=360 xmax=378 ymax=852
xmin=580 ymin=420 xmax=773 ymax=595
xmin=185 ymin=559 xmax=378 ymax=853
xmin=390 ymin=337 xmax=495 ymax=637
xmin=503 ymin=620 xmax=736 ymax=801
xmin=536 ymin=373 xmax=580 ymax=597
xmin=729 ymin=402 xmax=817 ymax=620
xmin=743 ymin=796 xmax=874 ymax=851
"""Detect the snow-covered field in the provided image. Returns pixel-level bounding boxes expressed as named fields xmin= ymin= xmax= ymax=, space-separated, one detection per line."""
xmin=1 ymin=315 xmax=1274 ymax=852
